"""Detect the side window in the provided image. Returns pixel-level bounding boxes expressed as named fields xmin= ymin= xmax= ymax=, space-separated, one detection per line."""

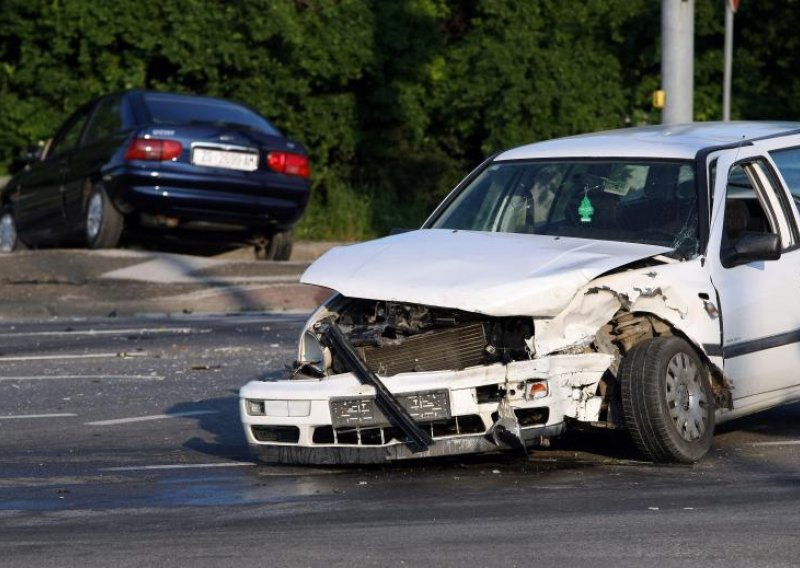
xmin=47 ymin=109 xmax=90 ymax=159
xmin=768 ymin=146 xmax=800 ymax=214
xmin=722 ymin=159 xmax=796 ymax=253
xmin=82 ymin=96 xmax=124 ymax=146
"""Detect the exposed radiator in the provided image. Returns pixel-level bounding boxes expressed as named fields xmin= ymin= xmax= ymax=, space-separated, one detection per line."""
xmin=359 ymin=323 xmax=486 ymax=376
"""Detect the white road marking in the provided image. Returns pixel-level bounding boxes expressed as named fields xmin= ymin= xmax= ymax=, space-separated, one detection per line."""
xmin=0 ymin=327 xmax=210 ymax=338
xmin=0 ymin=374 xmax=164 ymax=382
xmin=752 ymin=440 xmax=800 ymax=447
xmin=0 ymin=413 xmax=77 ymax=420
xmin=100 ymin=256 xmax=225 ymax=283
xmin=101 ymin=462 xmax=255 ymax=472
xmin=0 ymin=352 xmax=147 ymax=362
xmin=85 ymin=410 xmax=217 ymax=426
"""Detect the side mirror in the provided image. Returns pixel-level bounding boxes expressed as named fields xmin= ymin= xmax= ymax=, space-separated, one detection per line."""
xmin=8 ymin=144 xmax=44 ymax=175
xmin=23 ymin=144 xmax=43 ymax=162
xmin=723 ymin=231 xmax=781 ymax=268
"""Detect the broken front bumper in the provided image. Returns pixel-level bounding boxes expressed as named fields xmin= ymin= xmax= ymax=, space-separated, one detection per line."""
xmin=239 ymin=353 xmax=613 ymax=465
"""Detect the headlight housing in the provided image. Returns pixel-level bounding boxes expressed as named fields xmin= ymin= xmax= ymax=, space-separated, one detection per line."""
xmin=245 ymin=399 xmax=311 ymax=417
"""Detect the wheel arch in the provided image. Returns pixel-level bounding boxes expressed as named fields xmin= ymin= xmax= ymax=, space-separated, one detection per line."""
xmin=597 ymin=309 xmax=730 ymax=414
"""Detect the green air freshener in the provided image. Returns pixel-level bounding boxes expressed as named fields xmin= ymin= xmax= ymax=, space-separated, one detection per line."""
xmin=578 ymin=195 xmax=595 ymax=223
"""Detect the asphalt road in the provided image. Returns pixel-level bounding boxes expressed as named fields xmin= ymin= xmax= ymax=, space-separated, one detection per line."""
xmin=1 ymin=314 xmax=800 ymax=567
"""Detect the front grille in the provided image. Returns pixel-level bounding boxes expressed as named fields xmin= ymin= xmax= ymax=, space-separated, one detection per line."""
xmin=359 ymin=323 xmax=486 ymax=376
xmin=312 ymin=414 xmax=486 ymax=446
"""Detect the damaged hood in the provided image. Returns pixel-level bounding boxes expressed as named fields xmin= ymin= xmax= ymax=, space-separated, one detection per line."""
xmin=301 ymin=229 xmax=671 ymax=317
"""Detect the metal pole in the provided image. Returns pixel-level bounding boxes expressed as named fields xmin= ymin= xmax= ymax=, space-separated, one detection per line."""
xmin=723 ymin=2 xmax=734 ymax=121
xmin=661 ymin=0 xmax=695 ymax=124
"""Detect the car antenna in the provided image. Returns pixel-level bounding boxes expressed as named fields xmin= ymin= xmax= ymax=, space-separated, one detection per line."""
xmin=732 ymin=133 xmax=746 ymax=163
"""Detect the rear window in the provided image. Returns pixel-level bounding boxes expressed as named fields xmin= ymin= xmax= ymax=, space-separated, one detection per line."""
xmin=142 ymin=94 xmax=280 ymax=135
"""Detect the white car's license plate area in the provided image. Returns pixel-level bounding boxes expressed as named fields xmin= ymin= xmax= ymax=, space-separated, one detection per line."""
xmin=330 ymin=390 xmax=451 ymax=428
xmin=191 ymin=147 xmax=259 ymax=171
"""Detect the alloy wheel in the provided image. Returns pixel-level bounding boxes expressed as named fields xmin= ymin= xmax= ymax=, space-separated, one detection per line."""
xmin=0 ymin=213 xmax=17 ymax=252
xmin=665 ymin=352 xmax=708 ymax=442
xmin=86 ymin=193 xmax=103 ymax=240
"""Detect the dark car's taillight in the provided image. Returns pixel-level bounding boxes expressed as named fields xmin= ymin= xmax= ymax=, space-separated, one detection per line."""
xmin=125 ymin=138 xmax=183 ymax=161
xmin=266 ymin=151 xmax=310 ymax=178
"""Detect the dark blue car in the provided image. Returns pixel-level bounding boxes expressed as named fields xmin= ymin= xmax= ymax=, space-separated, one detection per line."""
xmin=0 ymin=91 xmax=311 ymax=260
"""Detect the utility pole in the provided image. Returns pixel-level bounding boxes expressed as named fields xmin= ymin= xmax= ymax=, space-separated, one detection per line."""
xmin=723 ymin=0 xmax=740 ymax=121
xmin=661 ymin=0 xmax=695 ymax=124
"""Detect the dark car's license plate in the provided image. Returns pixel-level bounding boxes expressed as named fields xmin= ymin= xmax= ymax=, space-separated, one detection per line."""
xmin=191 ymin=147 xmax=259 ymax=171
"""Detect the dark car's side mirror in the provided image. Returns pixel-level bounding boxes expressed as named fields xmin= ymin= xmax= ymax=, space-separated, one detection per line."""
xmin=8 ymin=145 xmax=44 ymax=175
xmin=723 ymin=231 xmax=781 ymax=268
xmin=25 ymin=144 xmax=43 ymax=162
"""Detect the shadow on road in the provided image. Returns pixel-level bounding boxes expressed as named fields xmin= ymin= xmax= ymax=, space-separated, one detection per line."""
xmin=167 ymin=386 xmax=800 ymax=478
xmin=167 ymin=393 xmax=252 ymax=462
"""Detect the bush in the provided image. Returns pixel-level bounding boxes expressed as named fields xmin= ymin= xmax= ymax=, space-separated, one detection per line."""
xmin=3 ymin=1 xmax=798 ymax=239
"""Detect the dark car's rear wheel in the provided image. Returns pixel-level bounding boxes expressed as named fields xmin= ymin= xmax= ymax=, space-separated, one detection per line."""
xmin=254 ymin=229 xmax=293 ymax=261
xmin=86 ymin=185 xmax=124 ymax=249
xmin=0 ymin=209 xmax=27 ymax=252
xmin=619 ymin=336 xmax=714 ymax=463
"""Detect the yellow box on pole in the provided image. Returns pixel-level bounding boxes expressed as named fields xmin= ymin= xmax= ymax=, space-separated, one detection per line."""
xmin=652 ymin=89 xmax=666 ymax=110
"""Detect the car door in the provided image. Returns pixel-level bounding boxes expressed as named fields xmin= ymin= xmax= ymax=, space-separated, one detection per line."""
xmin=707 ymin=146 xmax=800 ymax=416
xmin=60 ymin=95 xmax=132 ymax=238
xmin=14 ymin=106 xmax=92 ymax=245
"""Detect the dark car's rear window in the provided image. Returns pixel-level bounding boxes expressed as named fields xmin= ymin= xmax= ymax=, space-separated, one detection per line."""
xmin=142 ymin=93 xmax=280 ymax=135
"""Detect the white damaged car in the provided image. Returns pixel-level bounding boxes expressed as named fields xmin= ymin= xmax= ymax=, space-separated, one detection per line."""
xmin=240 ymin=122 xmax=800 ymax=464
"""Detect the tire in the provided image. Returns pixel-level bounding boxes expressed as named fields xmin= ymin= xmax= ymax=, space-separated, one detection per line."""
xmin=619 ymin=337 xmax=714 ymax=463
xmin=85 ymin=185 xmax=123 ymax=249
xmin=254 ymin=229 xmax=294 ymax=261
xmin=0 ymin=209 xmax=27 ymax=252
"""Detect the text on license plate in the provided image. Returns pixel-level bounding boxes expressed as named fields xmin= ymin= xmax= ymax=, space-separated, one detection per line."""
xmin=330 ymin=391 xmax=451 ymax=428
xmin=191 ymin=148 xmax=259 ymax=171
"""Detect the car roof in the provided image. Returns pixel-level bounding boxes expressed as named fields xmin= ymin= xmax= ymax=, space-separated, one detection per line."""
xmin=496 ymin=121 xmax=800 ymax=161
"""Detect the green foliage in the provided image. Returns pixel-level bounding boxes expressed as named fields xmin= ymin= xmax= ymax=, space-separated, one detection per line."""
xmin=2 ymin=1 xmax=800 ymax=239
xmin=295 ymin=180 xmax=432 ymax=241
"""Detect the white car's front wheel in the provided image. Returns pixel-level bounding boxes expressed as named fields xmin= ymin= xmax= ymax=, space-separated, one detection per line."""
xmin=620 ymin=336 xmax=715 ymax=463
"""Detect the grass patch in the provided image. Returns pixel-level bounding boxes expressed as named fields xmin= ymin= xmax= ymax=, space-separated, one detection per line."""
xmin=295 ymin=181 xmax=432 ymax=241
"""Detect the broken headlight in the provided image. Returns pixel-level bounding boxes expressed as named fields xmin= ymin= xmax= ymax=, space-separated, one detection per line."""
xmin=297 ymin=331 xmax=332 ymax=375
xmin=525 ymin=379 xmax=549 ymax=400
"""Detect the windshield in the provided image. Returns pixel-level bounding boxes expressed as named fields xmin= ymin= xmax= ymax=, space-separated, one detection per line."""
xmin=143 ymin=93 xmax=280 ymax=135
xmin=429 ymin=159 xmax=700 ymax=256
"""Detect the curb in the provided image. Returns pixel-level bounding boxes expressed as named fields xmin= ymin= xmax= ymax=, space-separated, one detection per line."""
xmin=0 ymin=245 xmax=348 ymax=320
